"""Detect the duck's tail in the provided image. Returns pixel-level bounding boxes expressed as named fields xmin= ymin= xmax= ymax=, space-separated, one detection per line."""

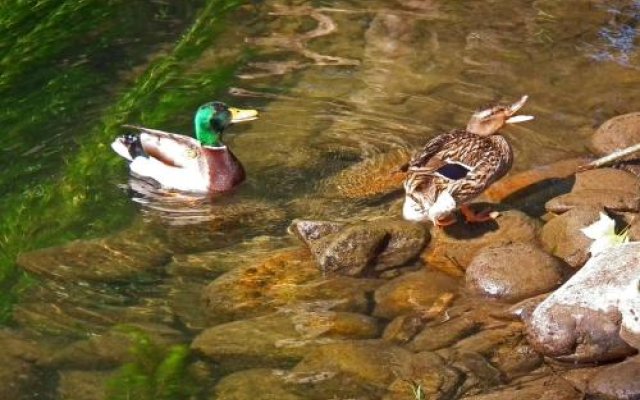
xmin=111 ymin=134 xmax=147 ymax=161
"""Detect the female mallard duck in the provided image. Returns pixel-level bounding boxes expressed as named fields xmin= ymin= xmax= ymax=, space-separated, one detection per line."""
xmin=403 ymin=95 xmax=533 ymax=226
xmin=111 ymin=102 xmax=258 ymax=193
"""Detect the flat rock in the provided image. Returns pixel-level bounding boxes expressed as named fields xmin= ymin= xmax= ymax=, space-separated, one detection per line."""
xmin=290 ymin=218 xmax=429 ymax=276
xmin=373 ymin=269 xmax=458 ymax=319
xmin=526 ymin=242 xmax=640 ymax=363
xmin=0 ymin=330 xmax=46 ymax=400
xmin=57 ymin=370 xmax=113 ymax=400
xmin=16 ymin=228 xmax=171 ymax=283
xmin=587 ymin=356 xmax=640 ymax=400
xmin=539 ymin=207 xmax=602 ymax=268
xmin=424 ymin=210 xmax=540 ymax=274
xmin=192 ymin=309 xmax=380 ymax=371
xmin=202 ymin=248 xmax=382 ymax=323
xmin=590 ymin=112 xmax=640 ymax=156
xmin=409 ymin=315 xmax=481 ymax=352
xmin=465 ymin=243 xmax=566 ymax=302
xmin=546 ymin=169 xmax=640 ymax=213
xmin=212 ymin=369 xmax=304 ymax=400
xmin=460 ymin=375 xmax=582 ymax=400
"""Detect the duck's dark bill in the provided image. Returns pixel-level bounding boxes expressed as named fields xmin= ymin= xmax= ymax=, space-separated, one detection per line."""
xmin=229 ymin=107 xmax=259 ymax=123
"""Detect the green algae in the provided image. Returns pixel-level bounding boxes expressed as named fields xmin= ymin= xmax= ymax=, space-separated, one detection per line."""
xmin=106 ymin=327 xmax=197 ymax=400
xmin=0 ymin=0 xmax=249 ymax=323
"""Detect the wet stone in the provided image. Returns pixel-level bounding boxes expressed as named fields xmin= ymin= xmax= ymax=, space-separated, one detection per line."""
xmin=57 ymin=370 xmax=113 ymax=400
xmin=527 ymin=243 xmax=640 ymax=363
xmin=539 ymin=207 xmax=602 ymax=268
xmin=590 ymin=112 xmax=640 ymax=157
xmin=192 ymin=309 xmax=380 ymax=371
xmin=212 ymin=369 xmax=303 ymax=400
xmin=587 ymin=356 xmax=640 ymax=400
xmin=320 ymin=148 xmax=411 ymax=200
xmin=290 ymin=218 xmax=429 ymax=276
xmin=40 ymin=323 xmax=184 ymax=370
xmin=201 ymin=248 xmax=382 ymax=323
xmin=545 ymin=169 xmax=640 ymax=213
xmin=0 ymin=330 xmax=46 ymax=400
xmin=449 ymin=323 xmax=525 ymax=358
xmin=424 ymin=210 xmax=540 ymax=274
xmin=460 ymin=375 xmax=582 ymax=400
xmin=465 ymin=243 xmax=566 ymax=302
xmin=409 ymin=315 xmax=481 ymax=352
xmin=489 ymin=340 xmax=543 ymax=380
xmin=373 ymin=269 xmax=458 ymax=319
xmin=16 ymin=227 xmax=171 ymax=283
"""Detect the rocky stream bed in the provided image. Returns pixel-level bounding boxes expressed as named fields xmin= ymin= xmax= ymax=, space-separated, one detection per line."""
xmin=3 ymin=110 xmax=640 ymax=400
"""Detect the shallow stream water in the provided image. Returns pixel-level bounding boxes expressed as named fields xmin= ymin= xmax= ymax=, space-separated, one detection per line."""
xmin=2 ymin=0 xmax=640 ymax=399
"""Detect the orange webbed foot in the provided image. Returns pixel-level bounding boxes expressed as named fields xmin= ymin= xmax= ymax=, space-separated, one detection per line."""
xmin=460 ymin=204 xmax=499 ymax=224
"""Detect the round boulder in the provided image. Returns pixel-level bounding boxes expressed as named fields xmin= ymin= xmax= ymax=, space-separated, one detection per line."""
xmin=539 ymin=207 xmax=602 ymax=268
xmin=590 ymin=112 xmax=640 ymax=156
xmin=466 ymin=243 xmax=565 ymax=302
xmin=587 ymin=357 xmax=640 ymax=400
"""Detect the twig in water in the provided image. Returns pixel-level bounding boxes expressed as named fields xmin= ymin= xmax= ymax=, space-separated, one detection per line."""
xmin=578 ymin=142 xmax=640 ymax=171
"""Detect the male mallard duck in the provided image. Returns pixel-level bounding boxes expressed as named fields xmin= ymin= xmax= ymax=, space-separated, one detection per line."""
xmin=402 ymin=95 xmax=533 ymax=226
xmin=111 ymin=102 xmax=258 ymax=193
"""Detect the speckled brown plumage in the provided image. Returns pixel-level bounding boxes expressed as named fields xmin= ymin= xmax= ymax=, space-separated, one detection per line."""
xmin=405 ymin=129 xmax=513 ymax=206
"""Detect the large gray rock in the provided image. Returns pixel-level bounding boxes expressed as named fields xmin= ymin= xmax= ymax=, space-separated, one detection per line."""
xmin=290 ymin=218 xmax=429 ymax=276
xmin=465 ymin=243 xmax=566 ymax=302
xmin=526 ymin=242 xmax=640 ymax=363
xmin=539 ymin=207 xmax=602 ymax=268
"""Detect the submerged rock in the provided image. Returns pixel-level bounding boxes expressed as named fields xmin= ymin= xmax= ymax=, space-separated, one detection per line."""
xmin=424 ymin=210 xmax=540 ymax=274
xmin=545 ymin=169 xmax=640 ymax=213
xmin=526 ymin=242 xmax=640 ymax=363
xmin=290 ymin=218 xmax=429 ymax=276
xmin=465 ymin=243 xmax=566 ymax=302
xmin=16 ymin=227 xmax=170 ymax=283
xmin=373 ymin=269 xmax=458 ymax=319
xmin=201 ymin=248 xmax=382 ymax=323
xmin=0 ymin=330 xmax=46 ymax=400
xmin=320 ymin=148 xmax=411 ymax=200
xmin=590 ymin=112 xmax=640 ymax=157
xmin=57 ymin=370 xmax=113 ymax=400
xmin=409 ymin=315 xmax=481 ymax=352
xmin=539 ymin=207 xmax=601 ymax=268
xmin=460 ymin=375 xmax=581 ymax=400
xmin=212 ymin=369 xmax=304 ymax=400
xmin=192 ymin=308 xmax=380 ymax=370
xmin=587 ymin=356 xmax=640 ymax=400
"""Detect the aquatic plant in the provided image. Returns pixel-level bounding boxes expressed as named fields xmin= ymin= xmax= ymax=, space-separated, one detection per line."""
xmin=0 ymin=0 xmax=249 ymax=323
xmin=106 ymin=327 xmax=197 ymax=400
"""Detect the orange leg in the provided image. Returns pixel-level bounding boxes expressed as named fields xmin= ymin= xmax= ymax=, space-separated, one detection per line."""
xmin=435 ymin=214 xmax=457 ymax=227
xmin=460 ymin=204 xmax=497 ymax=224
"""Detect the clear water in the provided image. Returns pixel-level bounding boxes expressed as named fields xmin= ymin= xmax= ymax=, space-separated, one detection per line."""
xmin=1 ymin=0 xmax=640 ymax=398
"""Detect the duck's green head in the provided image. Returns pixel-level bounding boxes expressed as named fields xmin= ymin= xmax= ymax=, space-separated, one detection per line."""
xmin=194 ymin=102 xmax=258 ymax=147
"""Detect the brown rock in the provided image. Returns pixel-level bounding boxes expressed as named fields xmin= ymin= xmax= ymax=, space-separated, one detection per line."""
xmin=212 ymin=369 xmax=304 ymax=400
xmin=590 ymin=112 xmax=640 ymax=156
xmin=57 ymin=370 xmax=113 ymax=400
xmin=0 ymin=330 xmax=46 ymax=400
xmin=192 ymin=310 xmax=380 ymax=370
xmin=587 ymin=356 xmax=640 ymax=400
xmin=539 ymin=207 xmax=602 ymax=268
xmin=409 ymin=315 xmax=481 ymax=352
xmin=373 ymin=269 xmax=458 ymax=319
xmin=465 ymin=243 xmax=566 ymax=302
xmin=290 ymin=218 xmax=429 ymax=276
xmin=460 ymin=375 xmax=582 ymax=400
xmin=202 ymin=249 xmax=382 ymax=323
xmin=424 ymin=210 xmax=540 ymax=273
xmin=321 ymin=148 xmax=411 ymax=199
xmin=546 ymin=169 xmax=640 ymax=213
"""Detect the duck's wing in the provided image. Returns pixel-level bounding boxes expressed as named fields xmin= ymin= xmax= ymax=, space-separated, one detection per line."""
xmin=407 ymin=130 xmax=512 ymax=204
xmin=123 ymin=125 xmax=201 ymax=168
